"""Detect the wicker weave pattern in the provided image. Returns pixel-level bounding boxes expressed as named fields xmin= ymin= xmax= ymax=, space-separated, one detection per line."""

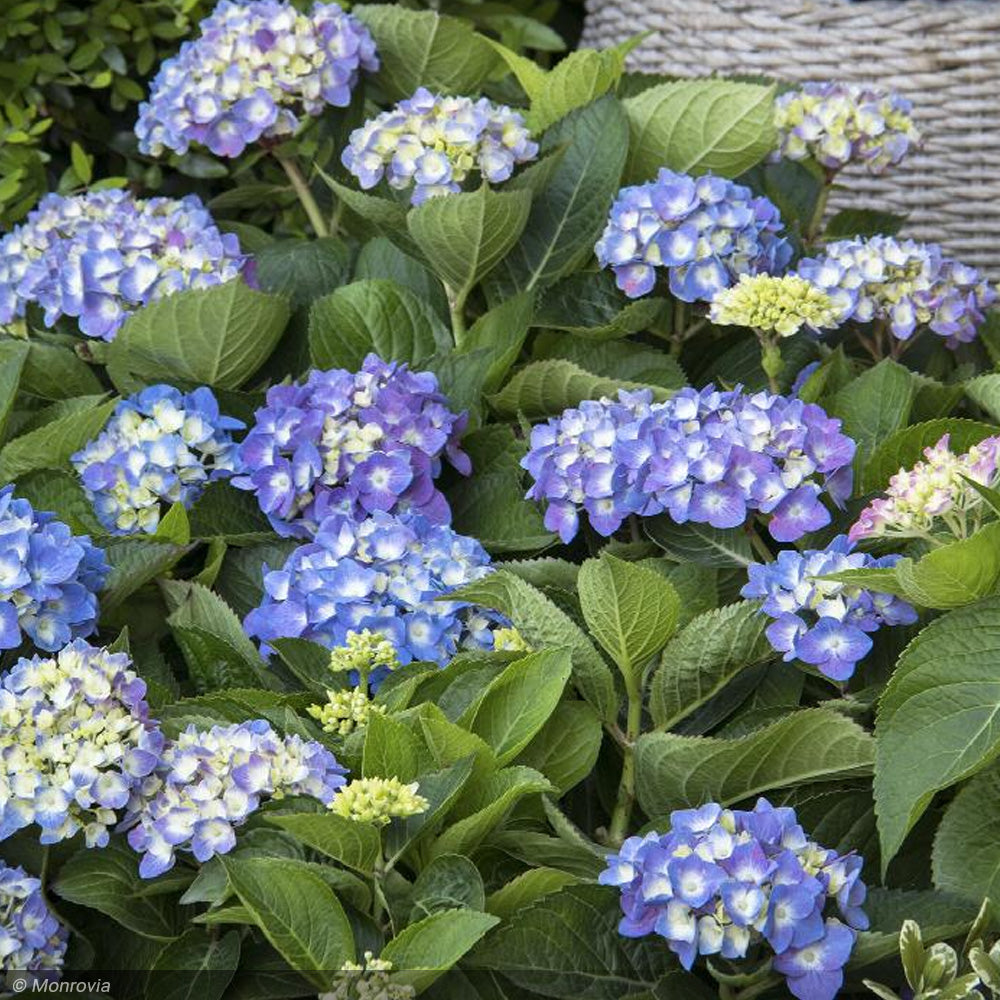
xmin=581 ymin=0 xmax=1000 ymax=274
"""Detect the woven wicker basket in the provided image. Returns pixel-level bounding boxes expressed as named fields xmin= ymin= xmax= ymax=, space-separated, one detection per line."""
xmin=581 ymin=0 xmax=1000 ymax=274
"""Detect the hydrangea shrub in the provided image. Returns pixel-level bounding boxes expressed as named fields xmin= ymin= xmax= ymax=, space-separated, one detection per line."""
xmin=0 ymin=9 xmax=996 ymax=998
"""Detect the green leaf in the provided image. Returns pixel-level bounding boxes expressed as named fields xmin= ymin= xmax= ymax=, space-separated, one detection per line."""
xmin=490 ymin=358 xmax=670 ymax=418
xmin=309 ymin=279 xmax=449 ymax=371
xmin=829 ymin=359 xmax=916 ymax=480
xmin=0 ymin=341 xmax=27 ymax=438
xmin=862 ymin=419 xmax=998 ymax=493
xmin=964 ymin=373 xmax=1000 ymax=423
xmin=149 ymin=930 xmax=240 ymax=1000
xmin=255 ymin=238 xmax=352 ymax=309
xmin=187 ymin=482 xmax=274 ymax=545
xmin=380 ymin=908 xmax=499 ymax=993
xmin=430 ymin=766 xmax=553 ymax=858
xmin=13 ymin=469 xmax=103 ymax=536
xmin=644 ymin=517 xmax=753 ymax=568
xmin=850 ymin=889 xmax=981 ymax=969
xmin=353 ymin=5 xmax=498 ymax=100
xmin=578 ymin=552 xmax=680 ymax=675
xmin=516 ymin=699 xmax=603 ymax=793
xmin=875 ymin=596 xmax=1000 ymax=871
xmin=451 ymin=570 xmax=616 ymax=721
xmin=18 ymin=341 xmax=103 ymax=400
xmin=485 ymin=868 xmax=581 ymax=920
xmin=101 ymin=538 xmax=191 ymax=610
xmin=466 ymin=648 xmax=572 ymax=765
xmin=108 ymin=282 xmax=290 ymax=390
xmin=649 ymin=601 xmax=773 ymax=729
xmin=469 ymin=884 xmax=678 ymax=999
xmin=491 ymin=96 xmax=628 ymax=294
xmin=54 ymin=844 xmax=185 ymax=941
xmin=933 ymin=766 xmax=1000 ymax=905
xmin=265 ymin=812 xmax=381 ymax=874
xmin=355 ymin=237 xmax=447 ymax=315
xmin=525 ymin=47 xmax=630 ymax=133
xmin=624 ymin=79 xmax=777 ymax=183
xmin=893 ymin=522 xmax=1000 ymax=609
xmin=409 ymin=854 xmax=485 ymax=922
xmin=155 ymin=502 xmax=191 ymax=545
xmin=408 ymin=185 xmax=532 ymax=300
xmin=70 ymin=141 xmax=92 ymax=185
xmin=535 ymin=272 xmax=665 ymax=340
xmin=0 ymin=395 xmax=115 ymax=481
xmin=825 ymin=208 xmax=907 ymax=240
xmin=458 ymin=292 xmax=535 ymax=396
xmin=635 ymin=709 xmax=874 ymax=817
xmin=363 ymin=710 xmax=430 ymax=781
xmin=221 ymin=856 xmax=354 ymax=988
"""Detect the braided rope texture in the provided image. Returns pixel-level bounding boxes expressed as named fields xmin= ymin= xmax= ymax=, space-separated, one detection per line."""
xmin=581 ymin=0 xmax=1000 ymax=273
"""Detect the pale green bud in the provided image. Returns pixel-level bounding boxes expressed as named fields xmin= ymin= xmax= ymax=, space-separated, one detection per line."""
xmin=710 ymin=274 xmax=840 ymax=337
xmin=330 ymin=777 xmax=429 ymax=827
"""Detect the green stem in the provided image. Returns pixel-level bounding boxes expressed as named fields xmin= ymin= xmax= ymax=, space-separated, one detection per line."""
xmin=606 ymin=670 xmax=642 ymax=847
xmin=805 ymin=175 xmax=834 ymax=245
xmin=756 ymin=330 xmax=783 ymax=394
xmin=277 ymin=156 xmax=330 ymax=238
xmin=747 ymin=522 xmax=774 ymax=563
xmin=446 ymin=284 xmax=468 ymax=348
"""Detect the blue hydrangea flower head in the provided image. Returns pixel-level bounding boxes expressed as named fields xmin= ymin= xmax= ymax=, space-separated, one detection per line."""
xmin=600 ymin=798 xmax=868 ymax=1000
xmin=0 ymin=487 xmax=107 ymax=652
xmin=594 ymin=168 xmax=793 ymax=300
xmin=775 ymin=82 xmax=921 ymax=175
xmin=522 ymin=386 xmax=855 ymax=544
xmin=0 ymin=640 xmax=163 ymax=848
xmin=742 ymin=535 xmax=918 ymax=680
xmin=0 ymin=863 xmax=67 ymax=972
xmin=124 ymin=719 xmax=347 ymax=878
xmin=72 ymin=384 xmax=244 ymax=536
xmin=342 ymin=87 xmax=539 ymax=205
xmin=136 ymin=0 xmax=378 ymax=158
xmin=233 ymin=355 xmax=469 ymax=537
xmin=797 ymin=236 xmax=997 ymax=347
xmin=0 ymin=190 xmax=248 ymax=340
xmin=243 ymin=511 xmax=505 ymax=682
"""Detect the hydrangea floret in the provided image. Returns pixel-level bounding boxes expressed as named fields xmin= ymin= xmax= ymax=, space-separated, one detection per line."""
xmin=243 ymin=512 xmax=503 ymax=685
xmin=124 ymin=719 xmax=347 ymax=878
xmin=0 ymin=863 xmax=67 ymax=973
xmin=0 ymin=487 xmax=107 ymax=652
xmin=850 ymin=434 xmax=1000 ymax=543
xmin=72 ymin=385 xmax=243 ymax=536
xmin=600 ymin=799 xmax=868 ymax=1000
xmin=0 ymin=190 xmax=247 ymax=340
xmin=309 ymin=688 xmax=385 ymax=737
xmin=233 ymin=356 xmax=469 ymax=538
xmin=774 ymin=82 xmax=921 ymax=175
xmin=0 ymin=641 xmax=163 ymax=847
xmin=330 ymin=777 xmax=428 ymax=826
xmin=135 ymin=0 xmax=378 ymax=158
xmin=594 ymin=168 xmax=792 ymax=301
xmin=323 ymin=953 xmax=415 ymax=1000
xmin=342 ymin=87 xmax=538 ymax=205
xmin=742 ymin=536 xmax=918 ymax=680
xmin=522 ymin=386 xmax=855 ymax=544
xmin=797 ymin=236 xmax=997 ymax=347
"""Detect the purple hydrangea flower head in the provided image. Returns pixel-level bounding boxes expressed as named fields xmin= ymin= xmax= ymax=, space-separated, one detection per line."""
xmin=797 ymin=236 xmax=997 ymax=347
xmin=851 ymin=433 xmax=1000 ymax=543
xmin=0 ymin=640 xmax=163 ymax=848
xmin=742 ymin=535 xmax=917 ymax=681
xmin=0 ymin=487 xmax=107 ymax=652
xmin=594 ymin=168 xmax=793 ymax=300
xmin=0 ymin=863 xmax=67 ymax=972
xmin=342 ymin=87 xmax=538 ymax=205
xmin=124 ymin=719 xmax=347 ymax=878
xmin=233 ymin=355 xmax=469 ymax=537
xmin=601 ymin=798 xmax=867 ymax=1000
xmin=775 ymin=82 xmax=921 ymax=175
xmin=136 ymin=0 xmax=378 ymax=158
xmin=243 ymin=511 xmax=505 ymax=683
xmin=72 ymin=385 xmax=244 ymax=536
xmin=0 ymin=190 xmax=248 ymax=340
xmin=522 ymin=386 xmax=855 ymax=544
